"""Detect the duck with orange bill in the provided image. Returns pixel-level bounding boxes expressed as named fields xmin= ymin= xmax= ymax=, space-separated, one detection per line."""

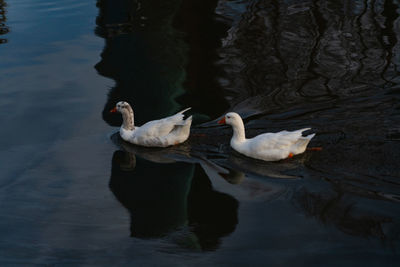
xmin=218 ymin=112 xmax=316 ymax=161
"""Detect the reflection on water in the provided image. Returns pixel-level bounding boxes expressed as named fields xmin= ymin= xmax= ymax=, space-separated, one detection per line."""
xmin=95 ymin=0 xmax=239 ymax=249
xmin=96 ymin=0 xmax=230 ymax=125
xmin=187 ymin=164 xmax=238 ymax=251
xmin=96 ymin=0 xmax=400 ymax=258
xmin=3 ymin=0 xmax=400 ymax=264
xmin=110 ymin=145 xmax=238 ymax=250
xmin=110 ymin=150 xmax=193 ymax=238
xmin=96 ymin=0 xmax=188 ymax=126
xmin=172 ymin=0 xmax=230 ymax=118
xmin=217 ymin=0 xmax=400 ymax=103
xmin=294 ymin=188 xmax=392 ymax=240
xmin=211 ymin=0 xmax=400 ymax=204
xmin=0 ymin=0 xmax=8 ymax=44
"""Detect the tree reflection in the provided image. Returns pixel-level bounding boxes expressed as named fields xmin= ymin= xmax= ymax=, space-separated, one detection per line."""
xmin=95 ymin=0 xmax=229 ymax=126
xmin=110 ymin=150 xmax=193 ymax=238
xmin=96 ymin=0 xmax=188 ymax=127
xmin=109 ymin=150 xmax=238 ymax=250
xmin=173 ymin=0 xmax=230 ymax=118
xmin=188 ymin=164 xmax=239 ymax=250
xmin=96 ymin=0 xmax=239 ymax=250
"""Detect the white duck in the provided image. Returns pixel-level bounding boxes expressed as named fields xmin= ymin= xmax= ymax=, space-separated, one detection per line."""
xmin=110 ymin=101 xmax=192 ymax=147
xmin=218 ymin=112 xmax=315 ymax=161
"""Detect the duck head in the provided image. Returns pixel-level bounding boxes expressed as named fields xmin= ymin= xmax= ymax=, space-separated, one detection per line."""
xmin=218 ymin=112 xmax=246 ymax=141
xmin=218 ymin=112 xmax=242 ymax=127
xmin=110 ymin=101 xmax=130 ymax=113
xmin=110 ymin=101 xmax=135 ymax=130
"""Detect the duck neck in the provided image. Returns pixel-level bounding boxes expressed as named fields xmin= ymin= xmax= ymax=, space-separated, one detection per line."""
xmin=231 ymin=120 xmax=246 ymax=143
xmin=121 ymin=107 xmax=135 ymax=131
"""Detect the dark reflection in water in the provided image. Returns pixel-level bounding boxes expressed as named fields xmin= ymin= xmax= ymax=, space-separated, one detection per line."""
xmin=209 ymin=0 xmax=400 ymax=199
xmin=0 ymin=0 xmax=9 ymax=44
xmin=216 ymin=0 xmax=400 ymax=103
xmin=96 ymin=0 xmax=230 ymax=124
xmin=96 ymin=0 xmax=400 ymax=257
xmin=95 ymin=0 xmax=240 ymax=249
xmin=172 ymin=0 xmax=230 ymax=118
xmin=2 ymin=0 xmax=400 ymax=264
xmin=293 ymin=188 xmax=393 ymax=240
xmin=96 ymin=0 xmax=188 ymax=126
xmin=110 ymin=147 xmax=238 ymax=250
xmin=110 ymin=150 xmax=193 ymax=238
xmin=187 ymin=164 xmax=239 ymax=250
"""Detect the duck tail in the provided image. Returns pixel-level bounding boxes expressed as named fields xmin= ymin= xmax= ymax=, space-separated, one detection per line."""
xmin=303 ymin=133 xmax=315 ymax=140
xmin=182 ymin=116 xmax=193 ymax=132
xmin=173 ymin=114 xmax=192 ymax=127
xmin=299 ymin=128 xmax=311 ymax=133
xmin=168 ymin=115 xmax=192 ymax=143
xmin=174 ymin=108 xmax=192 ymax=126
xmin=298 ymin=128 xmax=315 ymax=140
xmin=293 ymin=133 xmax=315 ymax=154
xmin=184 ymin=115 xmax=193 ymax=124
xmin=177 ymin=107 xmax=192 ymax=114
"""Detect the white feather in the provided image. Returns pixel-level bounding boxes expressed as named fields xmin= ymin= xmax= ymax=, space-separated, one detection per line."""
xmin=115 ymin=102 xmax=192 ymax=147
xmin=221 ymin=112 xmax=315 ymax=161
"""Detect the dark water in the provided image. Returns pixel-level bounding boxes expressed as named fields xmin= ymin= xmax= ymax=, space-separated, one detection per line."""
xmin=1 ymin=0 xmax=400 ymax=265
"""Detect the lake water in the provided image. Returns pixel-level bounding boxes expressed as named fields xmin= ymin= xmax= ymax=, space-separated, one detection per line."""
xmin=0 ymin=0 xmax=400 ymax=266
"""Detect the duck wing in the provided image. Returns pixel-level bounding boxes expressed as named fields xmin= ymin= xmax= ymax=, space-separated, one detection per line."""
xmin=251 ymin=128 xmax=311 ymax=150
xmin=134 ymin=108 xmax=191 ymax=138
xmin=132 ymin=115 xmax=192 ymax=147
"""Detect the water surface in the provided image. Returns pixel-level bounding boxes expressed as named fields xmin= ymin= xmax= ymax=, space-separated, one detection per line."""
xmin=0 ymin=0 xmax=399 ymax=266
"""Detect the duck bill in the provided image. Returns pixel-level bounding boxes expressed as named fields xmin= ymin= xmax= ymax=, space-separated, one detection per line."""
xmin=218 ymin=117 xmax=226 ymax=124
xmin=110 ymin=107 xmax=117 ymax=113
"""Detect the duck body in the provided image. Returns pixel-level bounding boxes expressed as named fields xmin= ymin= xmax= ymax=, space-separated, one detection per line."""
xmin=111 ymin=101 xmax=192 ymax=147
xmin=231 ymin=128 xmax=315 ymax=161
xmin=219 ymin=112 xmax=315 ymax=161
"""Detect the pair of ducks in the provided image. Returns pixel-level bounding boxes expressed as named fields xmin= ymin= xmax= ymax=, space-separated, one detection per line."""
xmin=110 ymin=101 xmax=315 ymax=162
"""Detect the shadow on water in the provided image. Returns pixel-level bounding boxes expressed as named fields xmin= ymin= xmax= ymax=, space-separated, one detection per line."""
xmin=95 ymin=0 xmax=400 ymax=254
xmin=109 ymin=138 xmax=239 ymax=250
xmin=0 ymin=0 xmax=9 ymax=44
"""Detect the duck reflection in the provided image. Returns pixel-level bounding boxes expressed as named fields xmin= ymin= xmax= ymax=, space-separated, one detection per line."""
xmin=225 ymin=152 xmax=303 ymax=180
xmin=109 ymin=145 xmax=238 ymax=250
